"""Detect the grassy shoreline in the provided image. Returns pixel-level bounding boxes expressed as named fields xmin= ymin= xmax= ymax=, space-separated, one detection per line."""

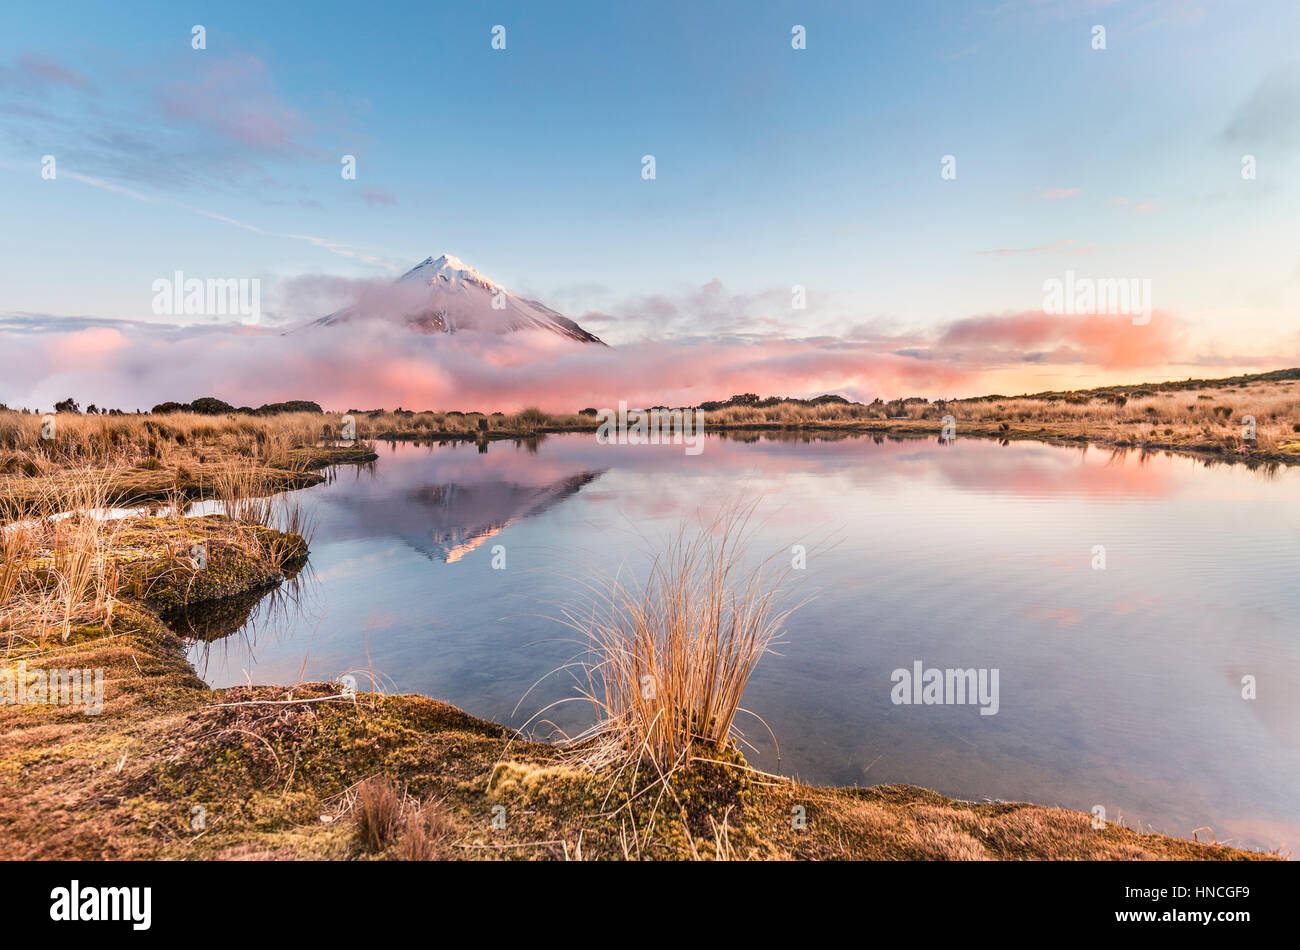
xmin=0 ymin=515 xmax=1272 ymax=859
xmin=373 ymin=417 xmax=1300 ymax=467
xmin=1 ymin=378 xmax=1290 ymax=860
xmin=259 ymin=368 xmax=1300 ymax=466
xmin=0 ymin=508 xmax=1278 ymax=861
xmin=5 ymin=368 xmax=1300 ymax=481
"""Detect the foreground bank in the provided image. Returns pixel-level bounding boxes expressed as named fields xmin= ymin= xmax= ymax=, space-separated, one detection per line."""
xmin=0 ymin=514 xmax=1272 ymax=861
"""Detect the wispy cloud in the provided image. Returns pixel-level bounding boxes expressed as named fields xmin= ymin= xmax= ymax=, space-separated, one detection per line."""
xmin=977 ymin=239 xmax=1095 ymax=257
xmin=1220 ymin=62 xmax=1300 ymax=148
xmin=0 ymin=53 xmax=95 ymax=93
xmin=1106 ymin=196 xmax=1159 ymax=214
xmin=1037 ymin=186 xmax=1082 ymax=200
xmin=548 ymin=277 xmax=824 ymax=344
xmin=0 ymin=49 xmax=380 ymax=202
xmin=932 ymin=309 xmax=1182 ymax=368
xmin=48 ymin=167 xmax=399 ymax=271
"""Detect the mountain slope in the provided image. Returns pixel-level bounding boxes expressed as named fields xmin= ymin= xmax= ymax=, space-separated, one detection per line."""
xmin=307 ymin=253 xmax=605 ymax=344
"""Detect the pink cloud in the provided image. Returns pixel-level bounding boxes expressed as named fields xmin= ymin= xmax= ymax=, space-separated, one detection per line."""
xmin=158 ymin=55 xmax=310 ymax=154
xmin=0 ymin=319 xmax=974 ymax=413
xmin=13 ymin=53 xmax=93 ymax=90
xmin=934 ymin=310 xmax=1183 ymax=369
xmin=49 ymin=327 xmax=128 ymax=364
xmin=0 ymin=307 xmax=1197 ymax=411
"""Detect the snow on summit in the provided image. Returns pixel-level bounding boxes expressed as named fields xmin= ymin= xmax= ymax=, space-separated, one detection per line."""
xmin=400 ymin=254 xmax=497 ymax=290
xmin=308 ymin=253 xmax=604 ymax=344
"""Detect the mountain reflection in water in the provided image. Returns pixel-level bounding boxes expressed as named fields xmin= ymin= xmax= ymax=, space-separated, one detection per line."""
xmin=184 ymin=433 xmax=1300 ymax=853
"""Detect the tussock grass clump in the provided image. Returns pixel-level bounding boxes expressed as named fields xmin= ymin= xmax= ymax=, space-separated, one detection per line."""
xmin=351 ymin=775 xmax=455 ymax=859
xmin=557 ymin=504 xmax=804 ymax=776
xmin=354 ymin=775 xmax=404 ymax=852
xmin=0 ymin=466 xmax=123 ymax=643
xmin=0 ymin=519 xmax=31 ymax=605
xmin=394 ymin=798 xmax=456 ymax=861
xmin=213 ymin=463 xmax=273 ymax=526
xmin=209 ymin=459 xmax=313 ymax=571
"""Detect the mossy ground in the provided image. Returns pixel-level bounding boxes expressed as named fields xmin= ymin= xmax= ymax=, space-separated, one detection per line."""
xmin=0 ymin=517 xmax=1276 ymax=860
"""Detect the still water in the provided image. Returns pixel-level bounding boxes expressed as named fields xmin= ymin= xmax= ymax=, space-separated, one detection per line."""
xmin=187 ymin=432 xmax=1300 ymax=851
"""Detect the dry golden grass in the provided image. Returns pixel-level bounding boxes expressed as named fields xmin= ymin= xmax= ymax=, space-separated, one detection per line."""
xmin=8 ymin=369 xmax=1298 ymax=474
xmin=0 ymin=526 xmax=1275 ymax=861
xmin=355 ymin=407 xmax=592 ymax=438
xmin=393 ymin=797 xmax=456 ymax=861
xmin=0 ymin=518 xmax=29 ymax=606
xmin=703 ymin=372 xmax=1300 ymax=459
xmin=350 ymin=774 xmax=455 ymax=859
xmin=0 ymin=409 xmax=357 ymax=475
xmin=0 ymin=455 xmax=310 ymax=649
xmin=353 ymin=775 xmax=404 ymax=852
xmin=0 ymin=409 xmax=375 ymax=517
xmin=208 ymin=461 xmax=313 ymax=574
xmin=0 ymin=467 xmax=124 ymax=645
xmin=545 ymin=504 xmax=804 ymax=779
xmin=0 ymin=406 xmax=331 ymax=654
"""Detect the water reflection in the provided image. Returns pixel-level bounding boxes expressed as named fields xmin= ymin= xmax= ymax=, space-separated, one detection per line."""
xmin=183 ymin=432 xmax=1300 ymax=852
xmin=391 ymin=470 xmax=602 ymax=562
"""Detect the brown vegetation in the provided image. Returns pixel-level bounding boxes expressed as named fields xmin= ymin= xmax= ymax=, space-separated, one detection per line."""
xmin=248 ymin=368 xmax=1300 ymax=464
xmin=701 ymin=369 xmax=1300 ymax=462
xmin=0 ymin=504 xmax=1278 ymax=860
xmin=0 ymin=377 xmax=1290 ymax=860
xmin=0 ymin=410 xmax=376 ymax=512
xmin=552 ymin=503 xmax=801 ymax=776
xmin=9 ymin=368 xmax=1299 ymax=477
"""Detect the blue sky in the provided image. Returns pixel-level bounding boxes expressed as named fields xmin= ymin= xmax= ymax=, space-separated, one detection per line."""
xmin=1 ymin=0 xmax=1298 ymax=407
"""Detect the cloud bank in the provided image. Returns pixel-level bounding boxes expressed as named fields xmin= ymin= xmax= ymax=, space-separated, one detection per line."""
xmin=1 ymin=301 xmax=1196 ymax=413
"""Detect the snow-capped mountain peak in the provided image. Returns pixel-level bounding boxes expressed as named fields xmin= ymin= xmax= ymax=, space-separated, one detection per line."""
xmin=305 ymin=253 xmax=605 ymax=344
xmin=401 ymin=254 xmax=497 ymax=291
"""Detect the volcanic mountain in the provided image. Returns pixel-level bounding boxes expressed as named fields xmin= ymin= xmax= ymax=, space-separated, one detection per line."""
xmin=306 ymin=253 xmax=605 ymax=344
